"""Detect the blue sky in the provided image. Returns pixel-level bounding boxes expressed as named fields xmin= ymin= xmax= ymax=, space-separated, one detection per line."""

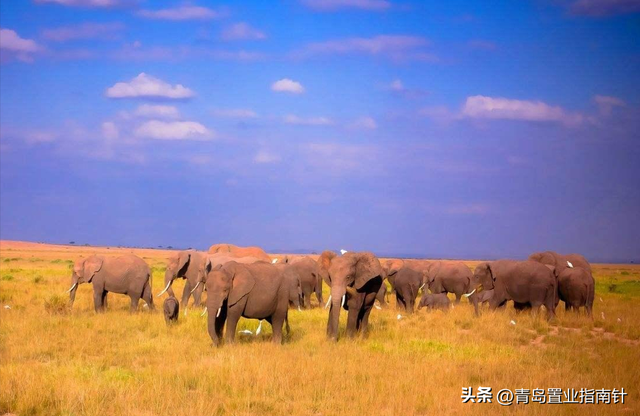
xmin=1 ymin=0 xmax=639 ymax=261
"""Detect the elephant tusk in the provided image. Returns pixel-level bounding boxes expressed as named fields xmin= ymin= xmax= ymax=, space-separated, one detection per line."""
xmin=216 ymin=307 xmax=222 ymax=318
xmin=374 ymin=304 xmax=381 ymax=310
xmin=256 ymin=320 xmax=262 ymax=335
xmin=325 ymin=295 xmax=332 ymax=309
xmin=189 ymin=281 xmax=201 ymax=294
xmin=66 ymin=282 xmax=77 ymax=293
xmin=463 ymin=288 xmax=477 ymax=298
xmin=345 ymin=286 xmax=357 ymax=297
xmin=341 ymin=294 xmax=346 ymax=308
xmin=201 ymin=307 xmax=208 ymax=317
xmin=157 ymin=281 xmax=172 ymax=297
xmin=184 ymin=308 xmax=188 ymax=316
xmin=272 ymin=258 xmax=278 ymax=264
xmin=418 ymin=283 xmax=425 ymax=291
xmin=298 ymin=306 xmax=301 ymax=312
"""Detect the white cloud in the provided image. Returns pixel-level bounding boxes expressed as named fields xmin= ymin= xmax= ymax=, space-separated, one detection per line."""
xmin=0 ymin=28 xmax=40 ymax=62
xmin=42 ymin=22 xmax=124 ymax=42
xmin=137 ymin=6 xmax=222 ymax=21
xmin=271 ymin=78 xmax=305 ymax=94
xmin=101 ymin=121 xmax=119 ymax=140
xmin=593 ymin=95 xmax=625 ymax=115
xmin=301 ymin=0 xmax=391 ymax=11
xmin=105 ymin=73 xmax=195 ymax=99
xmin=568 ymin=0 xmax=640 ymax=16
xmin=349 ymin=116 xmax=377 ymax=130
xmin=254 ymin=150 xmax=281 ymax=164
xmin=134 ymin=104 xmax=181 ymax=119
xmin=283 ymin=114 xmax=333 ymax=125
xmin=212 ymin=108 xmax=258 ymax=118
xmin=35 ymin=0 xmax=124 ymax=7
xmin=221 ymin=23 xmax=266 ymax=41
xmin=302 ymin=35 xmax=436 ymax=62
xmin=134 ymin=120 xmax=211 ymax=140
xmin=461 ymin=95 xmax=583 ymax=125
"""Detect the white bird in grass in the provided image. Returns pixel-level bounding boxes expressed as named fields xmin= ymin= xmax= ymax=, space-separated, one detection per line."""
xmin=397 ymin=314 xmax=402 ymax=320
xmin=510 ymin=320 xmax=516 ymax=325
xmin=340 ymin=249 xmax=348 ymax=255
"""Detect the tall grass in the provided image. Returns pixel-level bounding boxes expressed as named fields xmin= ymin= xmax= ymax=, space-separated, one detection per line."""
xmin=0 ymin=243 xmax=639 ymax=415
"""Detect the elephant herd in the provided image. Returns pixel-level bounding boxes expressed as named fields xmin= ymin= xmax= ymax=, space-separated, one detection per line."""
xmin=66 ymin=248 xmax=595 ymax=345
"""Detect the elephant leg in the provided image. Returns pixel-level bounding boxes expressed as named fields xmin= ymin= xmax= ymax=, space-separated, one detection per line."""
xmin=302 ymin=288 xmax=312 ymax=309
xmin=142 ymin=282 xmax=154 ymax=310
xmin=192 ymin=283 xmax=204 ymax=308
xmin=315 ymin=283 xmax=323 ymax=308
xmin=454 ymin=292 xmax=462 ymax=304
xmin=129 ymin=294 xmax=140 ymax=313
xmin=93 ymin=289 xmax=105 ymax=313
xmin=565 ymin=302 xmax=571 ymax=312
xmin=101 ymin=291 xmax=108 ymax=311
xmin=346 ymin=308 xmax=359 ymax=338
xmin=225 ymin=310 xmax=241 ymax=345
xmin=271 ymin=313 xmax=285 ymax=344
xmin=357 ymin=306 xmax=373 ymax=335
xmin=181 ymin=280 xmax=192 ymax=309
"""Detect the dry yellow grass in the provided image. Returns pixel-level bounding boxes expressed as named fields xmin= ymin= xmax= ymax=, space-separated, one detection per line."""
xmin=1 ymin=241 xmax=638 ymax=415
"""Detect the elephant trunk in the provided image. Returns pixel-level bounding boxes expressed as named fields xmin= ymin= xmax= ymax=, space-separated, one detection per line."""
xmin=68 ymin=275 xmax=79 ymax=306
xmin=327 ymin=286 xmax=346 ymax=341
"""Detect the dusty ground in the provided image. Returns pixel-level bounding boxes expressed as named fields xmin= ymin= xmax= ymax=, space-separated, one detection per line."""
xmin=0 ymin=240 xmax=638 ymax=415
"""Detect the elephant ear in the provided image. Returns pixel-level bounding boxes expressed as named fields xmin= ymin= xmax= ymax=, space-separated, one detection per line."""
xmin=318 ymin=250 xmax=336 ymax=285
xmin=385 ymin=259 xmax=403 ymax=277
xmin=228 ymin=266 xmax=256 ymax=306
xmin=177 ymin=252 xmax=191 ymax=274
xmin=83 ymin=256 xmax=103 ymax=283
xmin=354 ymin=252 xmax=383 ymax=290
xmin=544 ymin=264 xmax=557 ymax=276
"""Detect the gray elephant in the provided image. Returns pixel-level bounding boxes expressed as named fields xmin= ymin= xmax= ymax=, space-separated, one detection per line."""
xmin=557 ymin=267 xmax=594 ymax=315
xmin=159 ymin=250 xmax=208 ymax=309
xmin=467 ymin=289 xmax=495 ymax=315
xmin=474 ymin=260 xmax=557 ymax=320
xmin=418 ymin=293 xmax=451 ymax=311
xmin=163 ymin=296 xmax=179 ymax=324
xmin=424 ymin=261 xmax=476 ymax=303
xmin=318 ymin=251 xmax=384 ymax=341
xmin=68 ymin=254 xmax=153 ymax=313
xmin=528 ymin=251 xmax=592 ymax=274
xmin=289 ymin=257 xmax=323 ymax=308
xmin=393 ymin=267 xmax=424 ymax=314
xmin=528 ymin=251 xmax=594 ymax=315
xmin=204 ymin=261 xmax=289 ymax=346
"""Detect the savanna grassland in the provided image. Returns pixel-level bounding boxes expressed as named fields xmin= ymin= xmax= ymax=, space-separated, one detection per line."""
xmin=0 ymin=241 xmax=638 ymax=416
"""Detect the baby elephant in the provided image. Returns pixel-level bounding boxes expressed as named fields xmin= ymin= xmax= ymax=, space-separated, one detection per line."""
xmin=418 ymin=293 xmax=451 ymax=311
xmin=163 ymin=296 xmax=180 ymax=324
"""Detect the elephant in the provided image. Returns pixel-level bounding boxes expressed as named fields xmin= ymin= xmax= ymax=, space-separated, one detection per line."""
xmin=467 ymin=289 xmax=495 ymax=315
xmin=528 ymin=251 xmax=592 ymax=274
xmin=68 ymin=254 xmax=153 ymax=313
xmin=473 ymin=260 xmax=557 ymax=320
xmin=163 ymin=296 xmax=179 ymax=324
xmin=418 ymin=293 xmax=451 ymax=311
xmin=275 ymin=264 xmax=303 ymax=310
xmin=424 ymin=261 xmax=476 ymax=303
xmin=159 ymin=250 xmax=208 ymax=309
xmin=528 ymin=251 xmax=594 ymax=315
xmin=393 ymin=267 xmax=424 ymax=314
xmin=557 ymin=267 xmax=594 ymax=315
xmin=208 ymin=243 xmax=271 ymax=262
xmin=204 ymin=261 xmax=289 ymax=346
xmin=319 ymin=251 xmax=384 ymax=341
xmin=289 ymin=257 xmax=323 ymax=308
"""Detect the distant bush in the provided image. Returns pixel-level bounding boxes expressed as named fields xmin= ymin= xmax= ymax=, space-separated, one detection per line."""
xmin=608 ymin=284 xmax=618 ymax=293
xmin=32 ymin=275 xmax=45 ymax=284
xmin=1 ymin=275 xmax=14 ymax=281
xmin=44 ymin=295 xmax=70 ymax=315
xmin=621 ymin=271 xmax=630 ymax=276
